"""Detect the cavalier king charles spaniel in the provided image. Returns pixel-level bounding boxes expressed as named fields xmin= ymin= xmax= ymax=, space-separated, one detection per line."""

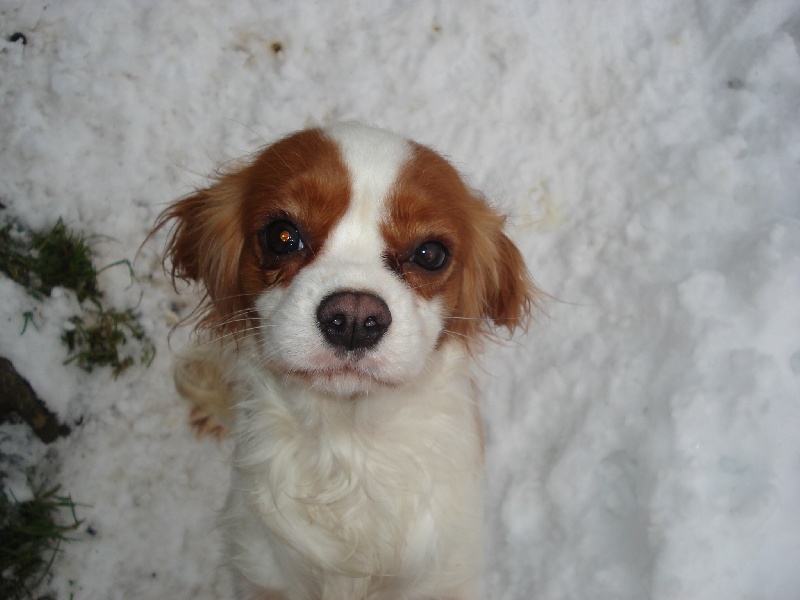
xmin=155 ymin=123 xmax=537 ymax=600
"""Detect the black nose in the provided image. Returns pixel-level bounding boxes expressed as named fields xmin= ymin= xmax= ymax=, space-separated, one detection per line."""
xmin=317 ymin=291 xmax=392 ymax=352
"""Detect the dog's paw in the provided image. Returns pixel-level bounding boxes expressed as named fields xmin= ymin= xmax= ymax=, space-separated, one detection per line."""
xmin=174 ymin=343 xmax=236 ymax=437
xmin=189 ymin=403 xmax=229 ymax=438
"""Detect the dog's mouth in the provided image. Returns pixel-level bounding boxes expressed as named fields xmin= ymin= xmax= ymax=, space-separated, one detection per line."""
xmin=286 ymin=359 xmax=399 ymax=396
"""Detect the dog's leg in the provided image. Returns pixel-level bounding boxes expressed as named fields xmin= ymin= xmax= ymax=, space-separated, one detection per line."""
xmin=173 ymin=341 xmax=236 ymax=437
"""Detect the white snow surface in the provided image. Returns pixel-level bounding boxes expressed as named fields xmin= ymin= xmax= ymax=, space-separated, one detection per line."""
xmin=1 ymin=1 xmax=799 ymax=599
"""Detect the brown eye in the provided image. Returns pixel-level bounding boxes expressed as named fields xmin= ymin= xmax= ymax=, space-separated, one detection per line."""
xmin=260 ymin=220 xmax=305 ymax=255
xmin=410 ymin=241 xmax=449 ymax=271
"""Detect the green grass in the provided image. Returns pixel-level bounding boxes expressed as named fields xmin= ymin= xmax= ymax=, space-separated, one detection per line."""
xmin=63 ymin=304 xmax=156 ymax=377
xmin=0 ymin=215 xmax=155 ymax=377
xmin=0 ymin=486 xmax=81 ymax=600
xmin=1 ymin=215 xmax=102 ymax=598
xmin=0 ymin=218 xmax=98 ymax=301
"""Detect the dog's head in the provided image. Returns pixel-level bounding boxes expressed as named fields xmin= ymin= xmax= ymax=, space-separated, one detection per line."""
xmin=158 ymin=123 xmax=537 ymax=396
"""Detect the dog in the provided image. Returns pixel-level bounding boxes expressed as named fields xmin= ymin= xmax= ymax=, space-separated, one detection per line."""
xmin=155 ymin=123 xmax=537 ymax=599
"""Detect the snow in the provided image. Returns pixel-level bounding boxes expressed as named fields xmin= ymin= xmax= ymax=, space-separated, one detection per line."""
xmin=1 ymin=1 xmax=799 ymax=598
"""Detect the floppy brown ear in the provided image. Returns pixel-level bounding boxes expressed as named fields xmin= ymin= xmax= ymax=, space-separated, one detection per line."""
xmin=152 ymin=172 xmax=248 ymax=331
xmin=485 ymin=228 xmax=538 ymax=333
xmin=456 ymin=205 xmax=539 ymax=341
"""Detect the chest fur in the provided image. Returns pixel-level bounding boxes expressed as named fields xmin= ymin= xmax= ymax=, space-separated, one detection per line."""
xmin=229 ymin=361 xmax=483 ymax=592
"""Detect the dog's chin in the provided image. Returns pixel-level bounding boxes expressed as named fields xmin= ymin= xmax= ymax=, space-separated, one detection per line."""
xmin=285 ymin=365 xmax=398 ymax=398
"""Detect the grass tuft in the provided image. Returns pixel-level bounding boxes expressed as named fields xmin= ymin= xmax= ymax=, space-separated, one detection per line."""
xmin=0 ymin=486 xmax=82 ymax=600
xmin=1 ymin=214 xmax=155 ymax=377
xmin=0 ymin=218 xmax=98 ymax=301
xmin=63 ymin=304 xmax=156 ymax=378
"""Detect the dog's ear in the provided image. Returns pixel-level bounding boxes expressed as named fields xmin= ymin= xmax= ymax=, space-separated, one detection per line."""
xmin=484 ymin=227 xmax=538 ymax=333
xmin=456 ymin=203 xmax=539 ymax=341
xmin=153 ymin=171 xmax=248 ymax=330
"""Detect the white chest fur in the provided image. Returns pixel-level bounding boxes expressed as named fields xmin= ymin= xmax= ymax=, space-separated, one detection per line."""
xmin=221 ymin=343 xmax=484 ymax=600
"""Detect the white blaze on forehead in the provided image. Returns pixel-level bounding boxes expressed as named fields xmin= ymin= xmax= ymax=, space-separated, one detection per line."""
xmin=323 ymin=123 xmax=411 ymax=259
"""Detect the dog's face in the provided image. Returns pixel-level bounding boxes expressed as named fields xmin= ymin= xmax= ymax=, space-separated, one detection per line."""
xmin=160 ymin=123 xmax=535 ymax=396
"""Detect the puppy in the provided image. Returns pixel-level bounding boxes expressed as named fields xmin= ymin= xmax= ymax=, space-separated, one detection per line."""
xmin=156 ymin=123 xmax=537 ymax=599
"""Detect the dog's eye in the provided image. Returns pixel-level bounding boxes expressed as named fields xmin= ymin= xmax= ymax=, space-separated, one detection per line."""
xmin=261 ymin=220 xmax=305 ymax=255
xmin=410 ymin=241 xmax=449 ymax=271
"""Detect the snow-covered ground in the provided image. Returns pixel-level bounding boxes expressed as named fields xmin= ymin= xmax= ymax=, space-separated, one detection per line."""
xmin=2 ymin=1 xmax=799 ymax=598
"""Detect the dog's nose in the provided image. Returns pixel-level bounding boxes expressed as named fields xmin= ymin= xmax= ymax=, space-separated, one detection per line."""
xmin=317 ymin=291 xmax=392 ymax=351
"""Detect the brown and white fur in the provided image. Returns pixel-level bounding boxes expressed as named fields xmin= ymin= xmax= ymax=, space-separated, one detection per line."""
xmin=155 ymin=123 xmax=537 ymax=600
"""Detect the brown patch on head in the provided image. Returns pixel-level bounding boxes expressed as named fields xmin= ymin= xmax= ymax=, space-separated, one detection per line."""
xmin=153 ymin=128 xmax=351 ymax=334
xmin=382 ymin=143 xmax=539 ymax=348
xmin=238 ymin=130 xmax=351 ymax=299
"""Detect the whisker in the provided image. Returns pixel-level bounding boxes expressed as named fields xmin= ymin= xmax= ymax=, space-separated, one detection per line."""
xmin=406 ymin=280 xmax=439 ymax=292
xmin=206 ymin=292 xmax=263 ymax=304
xmin=441 ymin=330 xmax=470 ymax=342
xmin=215 ymin=311 xmax=257 ymax=326
xmin=225 ymin=119 xmax=268 ymax=146
xmin=190 ymin=325 xmax=264 ymax=352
